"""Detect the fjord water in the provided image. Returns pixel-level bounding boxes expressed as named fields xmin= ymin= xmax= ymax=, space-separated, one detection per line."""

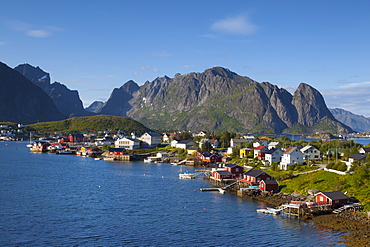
xmin=0 ymin=142 xmax=344 ymax=246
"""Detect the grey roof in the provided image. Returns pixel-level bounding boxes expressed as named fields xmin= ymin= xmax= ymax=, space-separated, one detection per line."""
xmin=146 ymin=132 xmax=161 ymax=137
xmin=265 ymin=148 xmax=280 ymax=155
xmin=261 ymin=179 xmax=278 ymax=185
xmin=349 ymin=153 xmax=367 ymax=161
xmin=215 ymin=170 xmax=233 ymax=176
xmin=319 ymin=191 xmax=349 ymax=200
xmin=244 ymin=168 xmax=265 ymax=177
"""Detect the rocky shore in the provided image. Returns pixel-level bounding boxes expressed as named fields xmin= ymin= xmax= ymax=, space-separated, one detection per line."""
xmin=239 ymin=188 xmax=370 ymax=246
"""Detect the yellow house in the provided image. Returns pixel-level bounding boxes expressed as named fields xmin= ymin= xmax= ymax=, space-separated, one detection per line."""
xmin=187 ymin=147 xmax=199 ymax=156
xmin=240 ymin=148 xmax=253 ymax=158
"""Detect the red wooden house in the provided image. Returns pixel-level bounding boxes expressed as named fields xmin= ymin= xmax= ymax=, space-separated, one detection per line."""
xmin=212 ymin=170 xmax=234 ymax=180
xmin=259 ymin=179 xmax=279 ymax=191
xmin=68 ymin=134 xmax=86 ymax=143
xmin=223 ymin=163 xmax=244 ymax=178
xmin=30 ymin=141 xmax=51 ymax=152
xmin=197 ymin=151 xmax=222 ymax=162
xmin=108 ymin=148 xmax=126 ymax=156
xmin=254 ymin=146 xmax=268 ymax=160
xmin=315 ymin=191 xmax=349 ymax=206
xmin=238 ymin=168 xmax=275 ymax=185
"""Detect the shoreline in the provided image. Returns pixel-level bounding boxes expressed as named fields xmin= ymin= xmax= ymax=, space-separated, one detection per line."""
xmin=242 ymin=190 xmax=370 ymax=246
xmin=207 ymin=178 xmax=370 ymax=246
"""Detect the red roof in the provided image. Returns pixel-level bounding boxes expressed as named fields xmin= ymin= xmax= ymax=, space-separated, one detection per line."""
xmin=254 ymin=146 xmax=266 ymax=150
xmin=283 ymin=146 xmax=295 ymax=154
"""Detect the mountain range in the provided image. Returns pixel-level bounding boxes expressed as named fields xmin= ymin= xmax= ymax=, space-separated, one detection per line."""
xmin=89 ymin=66 xmax=352 ymax=134
xmin=14 ymin=64 xmax=92 ymax=118
xmin=330 ymin=108 xmax=370 ymax=133
xmin=0 ymin=61 xmax=358 ymax=134
xmin=0 ymin=62 xmax=65 ymax=124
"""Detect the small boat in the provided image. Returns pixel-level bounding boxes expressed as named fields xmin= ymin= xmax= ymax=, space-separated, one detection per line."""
xmin=144 ymin=157 xmax=153 ymax=163
xmin=56 ymin=150 xmax=73 ymax=154
xmin=171 ymin=162 xmax=178 ymax=166
xmin=179 ymin=172 xmax=195 ymax=179
xmin=256 ymin=207 xmax=282 ymax=215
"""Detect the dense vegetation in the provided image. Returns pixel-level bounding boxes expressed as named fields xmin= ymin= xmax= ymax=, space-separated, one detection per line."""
xmin=25 ymin=115 xmax=151 ymax=135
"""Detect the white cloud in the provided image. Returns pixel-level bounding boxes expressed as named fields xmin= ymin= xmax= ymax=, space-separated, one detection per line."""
xmin=26 ymin=29 xmax=51 ymax=38
xmin=322 ymin=86 xmax=370 ymax=117
xmin=211 ymin=15 xmax=258 ymax=35
xmin=339 ymin=81 xmax=370 ymax=88
xmin=5 ymin=18 xmax=63 ymax=38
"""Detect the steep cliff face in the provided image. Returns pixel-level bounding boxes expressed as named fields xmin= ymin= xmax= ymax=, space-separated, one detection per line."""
xmin=99 ymin=80 xmax=140 ymax=117
xmin=0 ymin=62 xmax=65 ymax=124
xmin=292 ymin=83 xmax=334 ymax=126
xmin=14 ymin=64 xmax=92 ymax=117
xmin=123 ymin=67 xmax=351 ymax=134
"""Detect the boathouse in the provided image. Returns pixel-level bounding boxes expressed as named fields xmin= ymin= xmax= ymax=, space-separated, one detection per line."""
xmin=212 ymin=170 xmax=233 ymax=180
xmin=238 ymin=168 xmax=275 ymax=185
xmin=315 ymin=191 xmax=349 ymax=206
xmin=259 ymin=179 xmax=279 ymax=191
xmin=108 ymin=148 xmax=126 ymax=156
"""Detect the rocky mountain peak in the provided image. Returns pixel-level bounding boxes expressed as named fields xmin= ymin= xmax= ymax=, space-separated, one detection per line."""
xmin=292 ymin=82 xmax=334 ymax=126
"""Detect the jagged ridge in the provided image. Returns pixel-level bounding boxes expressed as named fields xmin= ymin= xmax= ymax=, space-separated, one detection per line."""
xmin=100 ymin=66 xmax=352 ymax=134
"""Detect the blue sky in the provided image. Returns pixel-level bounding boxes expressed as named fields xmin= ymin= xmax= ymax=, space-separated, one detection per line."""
xmin=1 ymin=0 xmax=370 ymax=117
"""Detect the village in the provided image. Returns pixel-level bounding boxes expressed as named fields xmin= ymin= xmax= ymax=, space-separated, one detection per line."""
xmin=22 ymin=128 xmax=370 ymax=219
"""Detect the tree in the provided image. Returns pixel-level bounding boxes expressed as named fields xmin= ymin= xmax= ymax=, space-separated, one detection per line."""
xmin=201 ymin=141 xmax=212 ymax=152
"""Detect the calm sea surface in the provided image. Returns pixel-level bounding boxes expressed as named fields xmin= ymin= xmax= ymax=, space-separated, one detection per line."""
xmin=0 ymin=142 xmax=346 ymax=246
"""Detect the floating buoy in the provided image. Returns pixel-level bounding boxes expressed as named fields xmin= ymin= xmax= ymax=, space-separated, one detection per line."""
xmin=183 ymin=206 xmax=186 ymax=209
xmin=143 ymin=174 xmax=146 ymax=176
xmin=98 ymin=186 xmax=101 ymax=188
xmin=203 ymin=208 xmax=206 ymax=210
xmin=162 ymin=176 xmax=164 ymax=178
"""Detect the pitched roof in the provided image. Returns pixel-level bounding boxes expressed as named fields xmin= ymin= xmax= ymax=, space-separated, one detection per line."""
xmin=214 ymin=170 xmax=233 ymax=176
xmin=260 ymin=179 xmax=278 ymax=185
xmin=254 ymin=146 xmax=266 ymax=151
xmin=284 ymin=146 xmax=298 ymax=154
xmin=349 ymin=153 xmax=367 ymax=161
xmin=318 ymin=191 xmax=349 ymax=200
xmin=265 ymin=148 xmax=281 ymax=155
xmin=244 ymin=168 xmax=265 ymax=177
xmin=361 ymin=147 xmax=370 ymax=153
xmin=146 ymin=132 xmax=161 ymax=137
xmin=300 ymin=145 xmax=313 ymax=152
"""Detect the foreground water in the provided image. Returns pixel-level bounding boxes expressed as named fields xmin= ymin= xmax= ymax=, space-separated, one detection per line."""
xmin=0 ymin=142 xmax=345 ymax=246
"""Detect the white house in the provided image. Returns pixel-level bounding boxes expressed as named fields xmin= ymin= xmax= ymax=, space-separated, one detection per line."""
xmin=200 ymin=139 xmax=219 ymax=149
xmin=139 ymin=132 xmax=162 ymax=147
xmin=264 ymin=148 xmax=283 ymax=164
xmin=253 ymin=140 xmax=269 ymax=148
xmin=300 ymin=145 xmax=321 ymax=160
xmin=230 ymin=138 xmax=249 ymax=148
xmin=279 ymin=147 xmax=304 ymax=170
xmin=194 ymin=131 xmax=207 ymax=137
xmin=241 ymin=135 xmax=255 ymax=142
xmin=172 ymin=140 xmax=195 ymax=149
xmin=359 ymin=147 xmax=370 ymax=154
xmin=162 ymin=133 xmax=170 ymax=143
xmin=268 ymin=141 xmax=280 ymax=149
xmin=115 ymin=137 xmax=140 ymax=150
